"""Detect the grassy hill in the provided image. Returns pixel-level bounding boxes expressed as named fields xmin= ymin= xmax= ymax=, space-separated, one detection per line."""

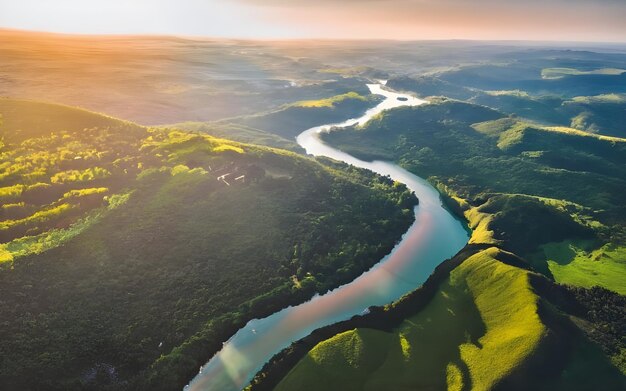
xmin=387 ymin=57 xmax=626 ymax=139
xmin=468 ymin=91 xmax=626 ymax=139
xmin=274 ymin=247 xmax=550 ymax=391
xmin=269 ymin=245 xmax=624 ymax=391
xmin=161 ymin=121 xmax=303 ymax=152
xmin=248 ymin=244 xmax=624 ymax=391
xmin=323 ymin=99 xmax=626 ymax=290
xmin=277 ymin=97 xmax=626 ymax=389
xmin=436 ymin=64 xmax=626 ymax=97
xmin=170 ymin=91 xmax=381 ymax=153
xmin=226 ymin=92 xmax=381 ymax=140
xmin=0 ymin=99 xmax=417 ymax=390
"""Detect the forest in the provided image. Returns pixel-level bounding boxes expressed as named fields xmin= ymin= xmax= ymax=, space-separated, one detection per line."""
xmin=0 ymin=99 xmax=416 ymax=390
xmin=248 ymin=52 xmax=626 ymax=390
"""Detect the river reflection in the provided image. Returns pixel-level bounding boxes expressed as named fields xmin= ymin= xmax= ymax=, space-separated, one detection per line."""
xmin=185 ymin=83 xmax=469 ymax=391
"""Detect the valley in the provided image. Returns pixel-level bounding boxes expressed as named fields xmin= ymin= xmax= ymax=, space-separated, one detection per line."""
xmin=0 ymin=29 xmax=624 ymax=391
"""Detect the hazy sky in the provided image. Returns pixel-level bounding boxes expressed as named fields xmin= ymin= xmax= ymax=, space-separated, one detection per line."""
xmin=1 ymin=0 xmax=625 ymax=42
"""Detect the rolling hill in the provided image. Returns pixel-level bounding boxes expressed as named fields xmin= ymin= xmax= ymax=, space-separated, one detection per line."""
xmin=246 ymin=95 xmax=626 ymax=391
xmin=0 ymin=99 xmax=417 ymax=390
xmin=272 ymin=246 xmax=623 ymax=391
xmin=171 ymin=92 xmax=381 ymax=152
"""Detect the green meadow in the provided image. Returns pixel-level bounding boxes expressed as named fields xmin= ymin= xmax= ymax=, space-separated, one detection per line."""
xmin=530 ymin=240 xmax=626 ymax=295
xmin=291 ymin=92 xmax=369 ymax=108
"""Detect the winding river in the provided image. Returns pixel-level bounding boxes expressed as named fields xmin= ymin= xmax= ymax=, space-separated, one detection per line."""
xmin=185 ymin=83 xmax=470 ymax=391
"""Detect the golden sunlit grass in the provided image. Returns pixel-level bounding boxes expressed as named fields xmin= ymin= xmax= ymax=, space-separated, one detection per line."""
xmin=0 ymin=203 xmax=74 ymax=230
xmin=454 ymin=248 xmax=545 ymax=390
xmin=434 ymin=184 xmax=498 ymax=246
xmin=570 ymin=93 xmax=626 ymax=104
xmin=542 ymin=126 xmax=626 ymax=142
xmin=0 ymin=184 xmax=24 ymax=202
xmin=530 ymin=240 xmax=626 ymax=295
xmin=0 ymin=191 xmax=132 ymax=265
xmin=62 ymin=187 xmax=109 ymax=199
xmin=472 ymin=117 xmax=626 ymax=145
xmin=465 ymin=207 xmax=498 ymax=245
xmin=292 ymin=92 xmax=367 ymax=108
xmin=0 ymin=98 xmax=258 ymax=267
xmin=275 ymin=247 xmax=546 ymax=391
xmin=50 ymin=167 xmax=112 ymax=183
xmin=541 ymin=67 xmax=626 ymax=80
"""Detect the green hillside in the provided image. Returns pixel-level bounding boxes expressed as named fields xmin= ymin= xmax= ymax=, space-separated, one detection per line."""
xmin=163 ymin=121 xmax=303 ymax=152
xmin=275 ymin=247 xmax=549 ymax=391
xmin=227 ymin=92 xmax=381 ymax=140
xmin=0 ymin=99 xmax=417 ymax=390
xmin=388 ymin=61 xmax=626 ymax=139
xmin=324 ymin=98 xmax=626 ymax=292
xmin=171 ymin=92 xmax=380 ymax=152
xmin=274 ymin=97 xmax=626 ymax=389
xmin=272 ymin=245 xmax=624 ymax=391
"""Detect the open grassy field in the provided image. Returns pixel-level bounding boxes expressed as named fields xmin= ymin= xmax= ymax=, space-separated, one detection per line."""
xmin=530 ymin=240 xmax=626 ymax=295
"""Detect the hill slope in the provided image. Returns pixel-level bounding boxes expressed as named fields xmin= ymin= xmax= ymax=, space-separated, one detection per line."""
xmin=273 ymin=246 xmax=624 ymax=391
xmin=248 ymin=97 xmax=626 ymax=390
xmin=323 ymin=99 xmax=626 ymax=286
xmin=0 ymin=99 xmax=417 ymax=390
xmin=171 ymin=91 xmax=381 ymax=152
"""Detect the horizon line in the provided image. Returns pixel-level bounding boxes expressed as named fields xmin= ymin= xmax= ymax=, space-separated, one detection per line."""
xmin=2 ymin=27 xmax=626 ymax=47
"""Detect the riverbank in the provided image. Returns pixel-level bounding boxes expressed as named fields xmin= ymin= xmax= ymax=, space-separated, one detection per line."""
xmin=0 ymin=99 xmax=417 ymax=391
xmin=245 ymin=243 xmax=492 ymax=391
xmin=184 ymin=83 xmax=469 ymax=391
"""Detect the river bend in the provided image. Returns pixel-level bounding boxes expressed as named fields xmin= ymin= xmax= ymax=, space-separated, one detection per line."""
xmin=185 ymin=83 xmax=469 ymax=391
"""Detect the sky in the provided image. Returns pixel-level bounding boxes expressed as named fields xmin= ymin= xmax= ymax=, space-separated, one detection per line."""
xmin=0 ymin=0 xmax=625 ymax=42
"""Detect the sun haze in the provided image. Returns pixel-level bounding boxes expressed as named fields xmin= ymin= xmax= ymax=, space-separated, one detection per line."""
xmin=0 ymin=0 xmax=625 ymax=42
